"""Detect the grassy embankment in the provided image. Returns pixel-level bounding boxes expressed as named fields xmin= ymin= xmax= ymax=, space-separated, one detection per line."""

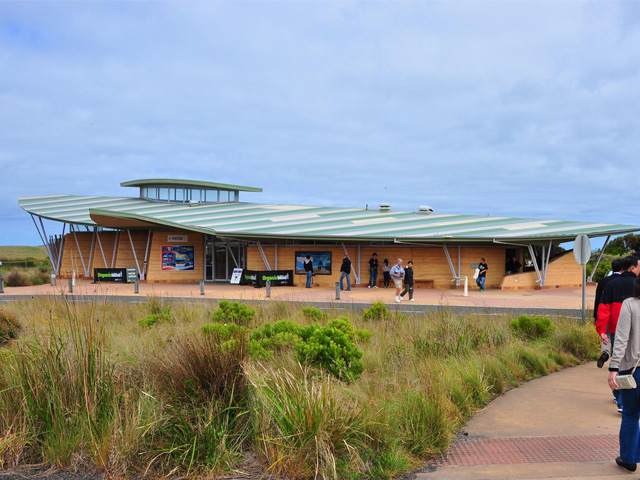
xmin=0 ymin=298 xmax=599 ymax=479
xmin=0 ymin=246 xmax=51 ymax=286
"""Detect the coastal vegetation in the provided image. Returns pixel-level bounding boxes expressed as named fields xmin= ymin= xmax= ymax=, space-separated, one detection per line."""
xmin=0 ymin=298 xmax=598 ymax=479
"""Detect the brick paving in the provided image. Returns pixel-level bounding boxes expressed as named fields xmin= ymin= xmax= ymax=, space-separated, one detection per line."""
xmin=434 ymin=434 xmax=618 ymax=467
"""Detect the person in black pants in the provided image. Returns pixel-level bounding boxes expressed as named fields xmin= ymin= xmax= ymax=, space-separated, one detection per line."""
xmin=368 ymin=253 xmax=379 ymax=288
xmin=400 ymin=260 xmax=415 ymax=301
xmin=382 ymin=258 xmax=391 ymax=288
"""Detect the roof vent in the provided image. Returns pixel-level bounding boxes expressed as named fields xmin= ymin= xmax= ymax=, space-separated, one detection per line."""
xmin=379 ymin=203 xmax=390 ymax=212
xmin=417 ymin=205 xmax=434 ymax=215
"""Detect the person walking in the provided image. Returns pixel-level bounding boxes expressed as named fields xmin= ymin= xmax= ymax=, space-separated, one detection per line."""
xmin=607 ymin=274 xmax=640 ymax=473
xmin=598 ymin=255 xmax=640 ymax=412
xmin=595 ymin=258 xmax=624 ymax=368
xmin=400 ymin=260 xmax=415 ymax=301
xmin=390 ymin=258 xmax=405 ymax=303
xmin=368 ymin=253 xmax=379 ymax=288
xmin=476 ymin=257 xmax=488 ymax=291
xmin=339 ymin=253 xmax=352 ymax=291
xmin=382 ymin=258 xmax=391 ymax=288
xmin=303 ymin=255 xmax=313 ymax=288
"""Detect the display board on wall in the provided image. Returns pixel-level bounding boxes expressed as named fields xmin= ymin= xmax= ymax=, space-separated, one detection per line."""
xmin=295 ymin=251 xmax=332 ymax=275
xmin=162 ymin=245 xmax=195 ymax=271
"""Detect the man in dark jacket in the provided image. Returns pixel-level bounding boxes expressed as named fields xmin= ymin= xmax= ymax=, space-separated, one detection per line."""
xmin=340 ymin=253 xmax=352 ymax=291
xmin=400 ymin=260 xmax=415 ymax=301
xmin=597 ymin=255 xmax=640 ymax=411
xmin=594 ymin=258 xmax=624 ymax=367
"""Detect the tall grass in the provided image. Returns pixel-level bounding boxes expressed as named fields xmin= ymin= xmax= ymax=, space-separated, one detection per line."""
xmin=0 ymin=299 xmax=599 ymax=479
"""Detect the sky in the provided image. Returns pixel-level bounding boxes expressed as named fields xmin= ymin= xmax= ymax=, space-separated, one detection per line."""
xmin=1 ymin=0 xmax=639 ymax=249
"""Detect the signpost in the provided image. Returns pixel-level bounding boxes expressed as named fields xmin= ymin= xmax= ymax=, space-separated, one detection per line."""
xmin=573 ymin=234 xmax=591 ymax=323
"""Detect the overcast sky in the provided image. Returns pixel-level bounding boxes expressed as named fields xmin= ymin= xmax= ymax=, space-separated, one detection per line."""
xmin=1 ymin=0 xmax=639 ymax=248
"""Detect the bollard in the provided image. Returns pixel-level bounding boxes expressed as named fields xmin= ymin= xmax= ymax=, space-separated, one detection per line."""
xmin=134 ymin=276 xmax=139 ymax=294
xmin=71 ymin=270 xmax=76 ymax=287
xmin=335 ymin=282 xmax=340 ymax=300
xmin=0 ymin=277 xmax=4 ymax=294
xmin=266 ymin=280 xmax=271 ymax=298
xmin=68 ymin=276 xmax=74 ymax=293
xmin=200 ymin=279 xmax=205 ymax=295
xmin=51 ymin=273 xmax=56 ymax=287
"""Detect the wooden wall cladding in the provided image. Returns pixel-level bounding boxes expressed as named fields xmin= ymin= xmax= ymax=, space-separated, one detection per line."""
xmin=146 ymin=231 xmax=204 ymax=283
xmin=247 ymin=245 xmax=508 ymax=289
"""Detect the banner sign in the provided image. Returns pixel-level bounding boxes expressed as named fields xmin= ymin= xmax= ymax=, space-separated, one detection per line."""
xmin=243 ymin=270 xmax=294 ymax=287
xmin=94 ymin=268 xmax=130 ymax=283
xmin=162 ymin=245 xmax=195 ymax=271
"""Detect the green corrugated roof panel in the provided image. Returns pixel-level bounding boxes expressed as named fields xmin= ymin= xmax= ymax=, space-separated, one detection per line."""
xmin=18 ymin=194 xmax=640 ymax=243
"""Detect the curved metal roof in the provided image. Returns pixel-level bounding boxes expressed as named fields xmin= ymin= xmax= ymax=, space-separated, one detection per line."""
xmin=18 ymin=193 xmax=640 ymax=245
xmin=120 ymin=178 xmax=262 ymax=192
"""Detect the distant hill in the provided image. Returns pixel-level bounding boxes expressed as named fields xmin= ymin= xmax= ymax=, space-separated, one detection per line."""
xmin=0 ymin=246 xmax=48 ymax=261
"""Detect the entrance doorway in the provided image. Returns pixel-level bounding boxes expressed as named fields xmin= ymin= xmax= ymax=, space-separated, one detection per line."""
xmin=204 ymin=236 xmax=246 ymax=281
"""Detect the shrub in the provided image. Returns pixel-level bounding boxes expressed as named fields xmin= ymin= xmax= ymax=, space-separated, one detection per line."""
xmin=249 ymin=319 xmax=307 ymax=359
xmin=295 ymin=318 xmax=365 ymax=382
xmin=138 ymin=313 xmax=173 ymax=328
xmin=363 ymin=302 xmax=390 ymax=322
xmin=511 ymin=315 xmax=556 ymax=339
xmin=250 ymin=318 xmax=367 ymax=382
xmin=212 ymin=300 xmax=255 ymax=327
xmin=0 ymin=311 xmax=21 ymax=344
xmin=3 ymin=270 xmax=29 ymax=287
xmin=302 ymin=306 xmax=327 ymax=322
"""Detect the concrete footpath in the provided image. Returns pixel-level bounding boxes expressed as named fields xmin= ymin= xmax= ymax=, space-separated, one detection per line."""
xmin=419 ymin=362 xmax=628 ymax=480
xmin=0 ymin=280 xmax=597 ymax=318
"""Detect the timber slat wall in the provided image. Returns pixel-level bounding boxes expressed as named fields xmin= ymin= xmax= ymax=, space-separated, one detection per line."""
xmin=500 ymin=251 xmax=581 ymax=289
xmin=247 ymin=245 xmax=507 ymax=289
xmin=60 ymin=231 xmax=151 ymax=279
xmin=146 ymin=231 xmax=204 ymax=283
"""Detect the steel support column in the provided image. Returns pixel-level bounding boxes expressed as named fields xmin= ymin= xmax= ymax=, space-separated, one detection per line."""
xmin=527 ymin=244 xmax=543 ymax=285
xmin=95 ymin=228 xmax=108 ymax=269
xmin=257 ymin=242 xmax=272 ymax=271
xmin=127 ymin=230 xmax=142 ymax=275
xmin=588 ymin=235 xmax=611 ymax=282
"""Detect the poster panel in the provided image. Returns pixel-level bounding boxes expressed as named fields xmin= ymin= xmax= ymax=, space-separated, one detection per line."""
xmin=295 ymin=251 xmax=332 ymax=275
xmin=162 ymin=245 xmax=195 ymax=271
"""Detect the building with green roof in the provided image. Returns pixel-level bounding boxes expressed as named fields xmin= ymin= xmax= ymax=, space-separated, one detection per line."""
xmin=19 ymin=178 xmax=640 ymax=290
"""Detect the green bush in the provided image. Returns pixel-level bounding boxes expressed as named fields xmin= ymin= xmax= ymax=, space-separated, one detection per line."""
xmin=249 ymin=319 xmax=309 ymax=359
xmin=363 ymin=302 xmax=391 ymax=322
xmin=138 ymin=313 xmax=173 ymax=328
xmin=212 ymin=300 xmax=255 ymax=327
xmin=511 ymin=315 xmax=556 ymax=339
xmin=250 ymin=318 xmax=367 ymax=382
xmin=295 ymin=318 xmax=365 ymax=382
xmin=301 ymin=306 xmax=327 ymax=322
xmin=0 ymin=310 xmax=21 ymax=344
